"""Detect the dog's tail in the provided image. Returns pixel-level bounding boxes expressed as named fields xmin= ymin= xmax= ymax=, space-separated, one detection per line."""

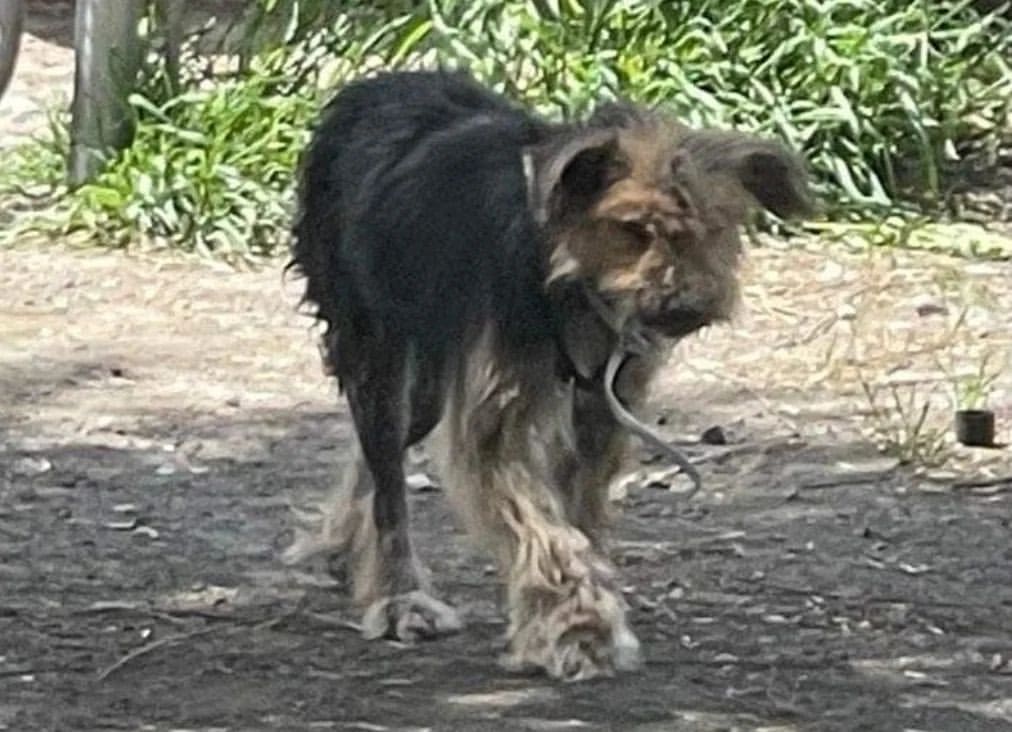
xmin=287 ymin=85 xmax=376 ymax=388
xmin=288 ymin=116 xmax=343 ymax=333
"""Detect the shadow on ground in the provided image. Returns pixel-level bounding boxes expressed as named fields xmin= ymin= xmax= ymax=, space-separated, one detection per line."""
xmin=2 ymin=364 xmax=1011 ymax=731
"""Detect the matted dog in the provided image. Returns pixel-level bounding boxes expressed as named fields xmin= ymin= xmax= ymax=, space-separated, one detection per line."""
xmin=283 ymin=70 xmax=812 ymax=681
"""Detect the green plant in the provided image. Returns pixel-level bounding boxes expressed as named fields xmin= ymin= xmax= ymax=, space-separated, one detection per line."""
xmin=72 ymin=73 xmax=316 ymax=257
xmin=928 ymin=304 xmax=1004 ymax=411
xmin=4 ymin=0 xmax=1011 ymax=255
xmin=942 ymin=351 xmax=1002 ymax=411
xmin=0 ymin=110 xmax=71 ymax=238
xmin=859 ymin=378 xmax=949 ymax=466
xmin=369 ymin=0 xmax=1012 ymax=213
xmin=2 ymin=2 xmax=434 ymax=256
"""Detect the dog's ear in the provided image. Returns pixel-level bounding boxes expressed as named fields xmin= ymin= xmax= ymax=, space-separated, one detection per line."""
xmin=526 ymin=129 xmax=621 ymax=225
xmin=679 ymin=130 xmax=813 ymax=218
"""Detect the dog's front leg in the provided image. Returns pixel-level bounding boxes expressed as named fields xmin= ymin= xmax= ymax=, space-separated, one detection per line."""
xmin=553 ymin=385 xmax=628 ymax=549
xmin=554 ymin=348 xmax=664 ymax=548
xmin=436 ymin=366 xmax=642 ymax=681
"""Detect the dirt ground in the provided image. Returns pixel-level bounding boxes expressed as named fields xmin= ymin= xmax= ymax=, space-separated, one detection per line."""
xmin=1 ymin=238 xmax=1010 ymax=732
xmin=3 ymin=6 xmax=1012 ymax=732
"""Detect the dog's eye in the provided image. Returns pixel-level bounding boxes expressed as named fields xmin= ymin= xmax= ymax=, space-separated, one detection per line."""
xmin=619 ymin=220 xmax=653 ymax=247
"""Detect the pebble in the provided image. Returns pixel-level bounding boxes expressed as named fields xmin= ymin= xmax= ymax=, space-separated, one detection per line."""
xmin=11 ymin=456 xmax=52 ymax=476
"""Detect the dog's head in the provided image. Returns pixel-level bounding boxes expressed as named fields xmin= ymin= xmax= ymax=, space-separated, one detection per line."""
xmin=528 ymin=106 xmax=812 ymax=341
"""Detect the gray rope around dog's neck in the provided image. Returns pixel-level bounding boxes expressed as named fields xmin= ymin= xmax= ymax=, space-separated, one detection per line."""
xmin=583 ymin=289 xmax=703 ymax=499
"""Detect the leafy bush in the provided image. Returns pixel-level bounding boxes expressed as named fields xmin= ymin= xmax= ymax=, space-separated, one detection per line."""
xmin=2 ymin=0 xmax=1009 ymax=255
xmin=391 ymin=0 xmax=1012 ymax=211
xmin=68 ymin=70 xmax=317 ymax=256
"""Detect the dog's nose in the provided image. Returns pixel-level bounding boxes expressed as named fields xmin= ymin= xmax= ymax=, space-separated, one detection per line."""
xmin=640 ymin=299 xmax=710 ymax=338
xmin=664 ymin=304 xmax=706 ymax=323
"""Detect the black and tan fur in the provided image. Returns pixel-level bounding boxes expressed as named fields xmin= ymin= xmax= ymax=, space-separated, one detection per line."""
xmin=283 ymin=70 xmax=812 ymax=681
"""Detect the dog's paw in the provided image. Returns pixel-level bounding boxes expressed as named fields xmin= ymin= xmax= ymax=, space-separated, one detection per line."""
xmin=360 ymin=590 xmax=463 ymax=642
xmin=500 ymin=583 xmax=642 ymax=682
xmin=500 ymin=620 xmax=641 ymax=682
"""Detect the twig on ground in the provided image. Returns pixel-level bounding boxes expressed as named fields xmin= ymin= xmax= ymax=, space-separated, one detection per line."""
xmin=96 ymin=625 xmax=223 ymax=681
xmin=96 ymin=605 xmax=300 ymax=682
xmin=951 ymin=475 xmax=1012 ymax=490
xmin=796 ymin=467 xmax=898 ymax=490
xmin=74 ymin=601 xmax=193 ymax=627
xmin=689 ymin=436 xmax=801 ymax=466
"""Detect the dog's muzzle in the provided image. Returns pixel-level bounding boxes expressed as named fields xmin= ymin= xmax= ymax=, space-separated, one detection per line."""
xmin=639 ymin=306 xmax=711 ymax=339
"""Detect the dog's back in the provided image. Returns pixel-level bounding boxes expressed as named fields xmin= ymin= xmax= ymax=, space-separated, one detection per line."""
xmin=292 ymin=71 xmax=556 ymax=387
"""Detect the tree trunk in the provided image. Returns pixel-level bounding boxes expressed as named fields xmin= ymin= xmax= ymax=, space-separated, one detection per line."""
xmin=69 ymin=0 xmax=143 ymax=186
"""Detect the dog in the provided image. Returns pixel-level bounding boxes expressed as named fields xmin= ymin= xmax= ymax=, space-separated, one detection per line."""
xmin=283 ymin=69 xmax=812 ymax=681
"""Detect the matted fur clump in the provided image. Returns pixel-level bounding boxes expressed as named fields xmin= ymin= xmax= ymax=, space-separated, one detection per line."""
xmin=283 ymin=69 xmax=812 ymax=681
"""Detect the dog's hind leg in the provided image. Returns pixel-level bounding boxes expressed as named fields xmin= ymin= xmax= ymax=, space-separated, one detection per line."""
xmin=284 ymin=342 xmax=460 ymax=642
xmin=342 ymin=346 xmax=461 ymax=642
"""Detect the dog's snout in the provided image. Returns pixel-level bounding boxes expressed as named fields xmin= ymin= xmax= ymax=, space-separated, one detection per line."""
xmin=662 ymin=301 xmax=707 ymax=323
xmin=637 ymin=289 xmax=711 ymax=338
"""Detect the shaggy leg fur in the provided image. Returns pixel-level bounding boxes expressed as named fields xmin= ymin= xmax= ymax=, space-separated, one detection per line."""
xmin=281 ymin=443 xmax=377 ymax=586
xmin=432 ymin=334 xmax=641 ymax=681
xmin=495 ymin=493 xmax=642 ymax=681
xmin=283 ymin=348 xmax=461 ymax=642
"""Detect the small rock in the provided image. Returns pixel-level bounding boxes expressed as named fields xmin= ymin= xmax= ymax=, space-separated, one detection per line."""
xmin=105 ymin=519 xmax=138 ymax=531
xmin=11 ymin=456 xmax=52 ymax=476
xmin=912 ymin=295 xmax=948 ymax=317
xmin=133 ymin=526 xmax=160 ymax=540
xmin=700 ymin=425 xmax=728 ymax=445
xmin=836 ymin=303 xmax=857 ymax=321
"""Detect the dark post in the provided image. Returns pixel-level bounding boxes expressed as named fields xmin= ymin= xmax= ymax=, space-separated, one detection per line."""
xmin=0 ymin=0 xmax=25 ymax=103
xmin=156 ymin=0 xmax=185 ymax=94
xmin=68 ymin=0 xmax=144 ymax=186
